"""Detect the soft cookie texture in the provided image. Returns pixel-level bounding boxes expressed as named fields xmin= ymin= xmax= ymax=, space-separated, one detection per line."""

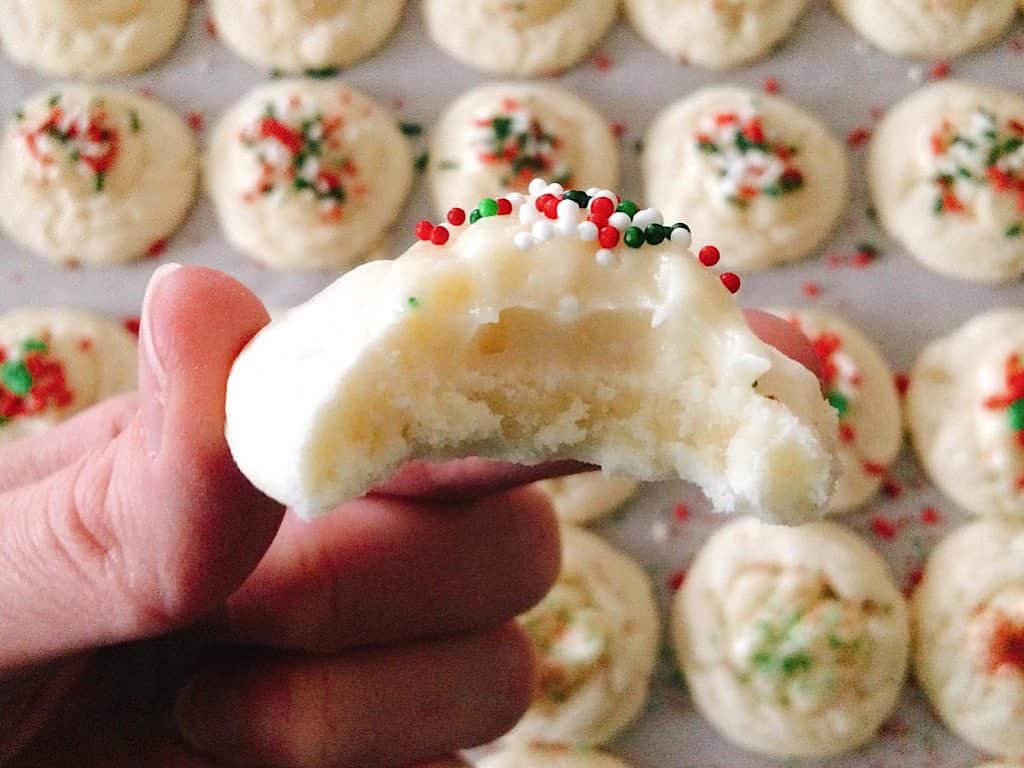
xmin=870 ymin=81 xmax=1024 ymax=283
xmin=206 ymin=80 xmax=412 ymax=270
xmin=423 ymin=0 xmax=618 ymax=76
xmin=209 ymin=0 xmax=405 ymax=73
xmin=0 ymin=309 xmax=137 ymax=445
xmin=0 ymin=86 xmax=198 ymax=267
xmin=506 ymin=525 xmax=658 ymax=747
xmin=0 ymin=0 xmax=190 ymax=77
xmin=914 ymin=519 xmax=1024 ymax=760
xmin=907 ymin=308 xmax=1024 ymax=520
xmin=476 ymin=747 xmax=633 ymax=768
xmin=225 ymin=180 xmax=838 ymax=521
xmin=624 ymin=0 xmax=811 ymax=69
xmin=429 ymin=83 xmax=618 ymax=216
xmin=674 ymin=517 xmax=909 ymax=757
xmin=645 ymin=86 xmax=847 ymax=271
xmin=769 ymin=309 xmax=902 ymax=513
xmin=830 ymin=0 xmax=1018 ymax=59
xmin=532 ymin=472 xmax=638 ymax=525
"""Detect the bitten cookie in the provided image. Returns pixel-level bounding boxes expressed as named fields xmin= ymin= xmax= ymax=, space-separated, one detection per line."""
xmin=0 ymin=0 xmax=190 ymax=76
xmin=907 ymin=308 xmax=1024 ymax=520
xmin=674 ymin=517 xmax=910 ymax=757
xmin=423 ymin=0 xmax=618 ymax=76
xmin=206 ymin=80 xmax=412 ymax=270
xmin=624 ymin=0 xmax=811 ymax=69
xmin=0 ymin=86 xmax=198 ymax=267
xmin=225 ymin=180 xmax=838 ymax=522
xmin=645 ymin=86 xmax=847 ymax=271
xmin=476 ymin=747 xmax=633 ymax=768
xmin=869 ymin=81 xmax=1024 ymax=283
xmin=830 ymin=0 xmax=1018 ymax=59
xmin=532 ymin=472 xmax=639 ymax=525
xmin=506 ymin=525 xmax=658 ymax=747
xmin=429 ymin=83 xmax=618 ymax=215
xmin=770 ymin=309 xmax=902 ymax=513
xmin=209 ymin=0 xmax=405 ymax=73
xmin=914 ymin=519 xmax=1024 ymax=760
xmin=0 ymin=309 xmax=137 ymax=444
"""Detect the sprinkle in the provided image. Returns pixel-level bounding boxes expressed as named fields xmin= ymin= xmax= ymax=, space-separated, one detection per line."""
xmin=590 ymin=196 xmax=615 ymax=220
xmin=608 ymin=211 xmax=632 ymax=231
xmin=616 ymin=200 xmax=639 ymax=218
xmin=894 ymin=372 xmax=910 ymax=396
xmin=764 ymin=77 xmax=780 ymax=94
xmin=929 ymin=59 xmax=951 ymax=80
xmin=623 ymin=227 xmax=645 ymax=248
xmin=846 ymin=127 xmax=872 ymax=148
xmin=593 ymin=52 xmax=613 ymax=72
xmin=720 ymin=273 xmax=741 ymax=294
xmin=802 ymin=281 xmax=822 ymax=298
xmin=407 ymin=296 xmax=421 ymax=309
xmin=447 ymin=208 xmax=466 ymax=226
xmin=598 ymin=226 xmax=620 ymax=249
xmin=673 ymin=503 xmax=689 ymax=521
xmin=414 ymin=152 xmax=429 ymax=173
xmin=430 ymin=226 xmax=449 ymax=245
xmin=644 ymin=224 xmax=666 ymax=245
xmin=532 ymin=220 xmax=555 ymax=242
xmin=595 ymin=249 xmax=617 ymax=267
xmin=479 ymin=198 xmax=499 ymax=217
xmin=839 ymin=423 xmax=856 ymax=443
xmin=122 ymin=317 xmax=141 ymax=337
xmin=920 ymin=507 xmax=940 ymax=524
xmin=186 ymin=110 xmax=205 ymax=133
xmin=577 ymin=221 xmax=598 ymax=241
xmin=632 ymin=208 xmax=662 ymax=230
xmin=670 ymin=224 xmax=692 ymax=248
xmin=666 ymin=569 xmax=687 ymax=592
xmin=204 ymin=14 xmax=217 ymax=37
xmin=513 ymin=231 xmax=535 ymax=251
xmin=496 ymin=197 xmax=512 ymax=215
xmin=415 ymin=220 xmax=433 ymax=241
xmin=698 ymin=245 xmax=720 ymax=267
xmin=145 ymin=238 xmax=168 ymax=258
xmin=882 ymin=478 xmax=902 ymax=498
xmin=870 ymin=516 xmax=900 ymax=540
xmin=399 ymin=121 xmax=422 ymax=137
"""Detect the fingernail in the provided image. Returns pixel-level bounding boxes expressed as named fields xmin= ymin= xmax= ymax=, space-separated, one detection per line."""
xmin=174 ymin=677 xmax=243 ymax=752
xmin=140 ymin=263 xmax=182 ymax=390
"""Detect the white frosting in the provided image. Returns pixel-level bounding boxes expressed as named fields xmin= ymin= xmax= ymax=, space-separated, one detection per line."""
xmin=870 ymin=81 xmax=1024 ymax=283
xmin=0 ymin=85 xmax=198 ymax=266
xmin=225 ymin=181 xmax=838 ymax=521
xmin=674 ymin=517 xmax=909 ymax=757
xmin=506 ymin=526 xmax=658 ymax=747
xmin=0 ymin=0 xmax=190 ymax=76
xmin=209 ymin=0 xmax=405 ymax=72
xmin=908 ymin=308 xmax=1024 ymax=519
xmin=914 ymin=519 xmax=1024 ymax=759
xmin=531 ymin=471 xmax=638 ymax=525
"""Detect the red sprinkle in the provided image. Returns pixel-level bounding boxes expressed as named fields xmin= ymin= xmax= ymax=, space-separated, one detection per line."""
xmin=894 ymin=372 xmax=910 ymax=396
xmin=430 ymin=226 xmax=449 ymax=245
xmin=698 ymin=245 xmax=720 ymax=267
xmin=673 ymin=503 xmax=689 ymax=521
xmin=542 ymin=195 xmax=561 ymax=220
xmin=802 ymin=281 xmax=822 ymax=298
xmin=123 ymin=317 xmax=141 ymax=337
xmin=839 ymin=423 xmax=856 ymax=443
xmin=666 ymin=569 xmax=687 ymax=592
xmin=446 ymin=207 xmax=466 ymax=226
xmin=882 ymin=478 xmax=903 ymax=498
xmin=590 ymin=196 xmax=615 ymax=220
xmin=920 ymin=506 xmax=941 ymax=524
xmin=415 ymin=220 xmax=433 ymax=241
xmin=846 ymin=127 xmax=872 ymax=148
xmin=145 ymin=238 xmax=168 ymax=258
xmin=861 ymin=460 xmax=888 ymax=477
xmin=904 ymin=566 xmax=925 ymax=597
xmin=985 ymin=615 xmax=1024 ymax=673
xmin=929 ymin=59 xmax=952 ymax=80
xmin=870 ymin=516 xmax=900 ymax=540
xmin=598 ymin=226 xmax=620 ymax=249
xmin=204 ymin=14 xmax=217 ymax=38
xmin=496 ymin=197 xmax=512 ymax=215
xmin=593 ymin=52 xmax=613 ymax=72
xmin=611 ymin=121 xmax=627 ymax=139
xmin=763 ymin=77 xmax=780 ymax=94
xmin=720 ymin=273 xmax=741 ymax=294
xmin=185 ymin=110 xmax=205 ymax=133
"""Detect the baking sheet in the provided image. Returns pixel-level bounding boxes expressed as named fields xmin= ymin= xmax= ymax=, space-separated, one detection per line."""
xmin=1 ymin=3 xmax=1023 ymax=766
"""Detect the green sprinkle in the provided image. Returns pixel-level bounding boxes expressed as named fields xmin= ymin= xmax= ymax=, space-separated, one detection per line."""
xmin=399 ymin=121 xmax=423 ymax=137
xmin=269 ymin=69 xmax=283 ymax=79
xmin=47 ymin=93 xmax=61 ymax=107
xmin=827 ymin=390 xmax=850 ymax=418
xmin=469 ymin=208 xmax=482 ymax=224
xmin=1007 ymin=222 xmax=1022 ymax=238
xmin=855 ymin=241 xmax=879 ymax=257
xmin=616 ymin=200 xmax=638 ymax=218
xmin=438 ymin=159 xmax=459 ymax=171
xmin=21 ymin=338 xmax=47 ymax=353
xmin=1009 ymin=399 xmax=1024 ymax=432
xmin=414 ymin=151 xmax=429 ymax=173
xmin=866 ymin=205 xmax=878 ymax=222
xmin=304 ymin=66 xmax=339 ymax=79
xmin=479 ymin=198 xmax=499 ymax=217
xmin=697 ymin=140 xmax=718 ymax=154
xmin=933 ymin=196 xmax=944 ymax=215
xmin=623 ymin=226 xmax=645 ymax=248
xmin=633 ymin=138 xmax=645 ymax=155
xmin=14 ymin=109 xmax=25 ymax=121
xmin=762 ymin=184 xmax=782 ymax=197
xmin=781 ymin=651 xmax=813 ymax=676
xmin=129 ymin=110 xmax=142 ymax=133
xmin=564 ymin=190 xmax=589 ymax=208
xmin=1 ymin=361 xmax=32 ymax=396
xmin=94 ymin=171 xmax=106 ymax=193
xmin=644 ymin=224 xmax=666 ymax=245
xmin=491 ymin=116 xmax=512 ymax=141
xmin=0 ymin=415 xmax=7 ymax=427
xmin=407 ymin=296 xmax=421 ymax=309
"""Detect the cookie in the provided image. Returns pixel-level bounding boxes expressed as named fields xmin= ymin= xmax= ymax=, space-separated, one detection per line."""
xmin=907 ymin=308 xmax=1024 ymax=520
xmin=531 ymin=472 xmax=638 ymax=525
xmin=206 ymin=80 xmax=412 ymax=270
xmin=423 ymin=0 xmax=618 ymax=76
xmin=870 ymin=81 xmax=1024 ymax=283
xmin=226 ymin=180 xmax=838 ymax=522
xmin=644 ymin=86 xmax=848 ymax=271
xmin=674 ymin=517 xmax=910 ymax=757
xmin=505 ymin=525 xmax=658 ymax=747
xmin=476 ymin=747 xmax=632 ymax=768
xmin=624 ymin=0 xmax=811 ymax=69
xmin=913 ymin=519 xmax=1024 ymax=760
xmin=429 ymin=82 xmax=619 ymax=216
xmin=830 ymin=0 xmax=1018 ymax=59
xmin=0 ymin=309 xmax=137 ymax=444
xmin=0 ymin=0 xmax=190 ymax=76
xmin=769 ymin=309 xmax=902 ymax=513
xmin=0 ymin=86 xmax=199 ymax=267
xmin=209 ymin=0 xmax=405 ymax=73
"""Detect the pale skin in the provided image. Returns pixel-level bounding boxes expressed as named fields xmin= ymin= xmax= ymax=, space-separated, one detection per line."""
xmin=0 ymin=265 xmax=818 ymax=768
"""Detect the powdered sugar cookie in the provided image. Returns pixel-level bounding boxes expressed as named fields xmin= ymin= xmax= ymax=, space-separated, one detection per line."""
xmin=209 ymin=0 xmax=405 ymax=73
xmin=624 ymin=0 xmax=811 ymax=69
xmin=429 ymin=83 xmax=618 ymax=215
xmin=477 ymin=747 xmax=632 ymax=768
xmin=0 ymin=0 xmax=189 ymax=77
xmin=226 ymin=180 xmax=839 ymax=522
xmin=830 ymin=0 xmax=1018 ymax=59
xmin=674 ymin=517 xmax=909 ymax=757
xmin=914 ymin=519 xmax=1024 ymax=759
xmin=423 ymin=0 xmax=618 ymax=77
xmin=770 ymin=309 xmax=902 ymax=513
xmin=907 ymin=308 xmax=1024 ymax=520
xmin=506 ymin=525 xmax=658 ymax=747
xmin=532 ymin=472 xmax=638 ymax=525
xmin=644 ymin=86 xmax=848 ymax=271
xmin=206 ymin=80 xmax=412 ymax=270
xmin=0 ymin=309 xmax=137 ymax=445
xmin=0 ymin=86 xmax=198 ymax=267
xmin=870 ymin=81 xmax=1024 ymax=283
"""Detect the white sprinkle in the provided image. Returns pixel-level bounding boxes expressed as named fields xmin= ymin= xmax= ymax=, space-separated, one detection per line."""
xmin=546 ymin=182 xmax=565 ymax=196
xmin=506 ymin=192 xmax=527 ymax=207
xmin=555 ymin=217 xmax=578 ymax=236
xmin=650 ymin=520 xmax=670 ymax=542
xmin=671 ymin=227 xmax=692 ymax=248
xmin=585 ymin=187 xmax=601 ymax=197
xmin=519 ymin=203 xmax=540 ymax=227
xmin=577 ymin=221 xmax=598 ymax=241
xmin=513 ymin=231 xmax=536 ymax=251
xmin=528 ymin=178 xmax=548 ymax=196
xmin=557 ymin=198 xmax=581 ymax=223
xmin=608 ymin=211 xmax=631 ymax=231
xmin=595 ymin=248 xmax=619 ymax=267
xmin=907 ymin=65 xmax=924 ymax=83
xmin=632 ymin=208 xmax=663 ymax=229
xmin=532 ymin=220 xmax=555 ymax=242
xmin=591 ymin=189 xmax=617 ymax=203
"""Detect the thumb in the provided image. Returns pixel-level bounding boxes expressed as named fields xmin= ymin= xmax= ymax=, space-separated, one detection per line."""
xmin=0 ymin=265 xmax=284 ymax=669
